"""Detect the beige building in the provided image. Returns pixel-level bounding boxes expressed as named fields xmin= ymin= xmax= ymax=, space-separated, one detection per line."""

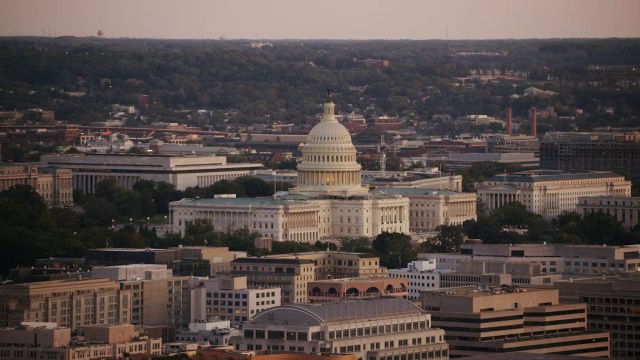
xmin=226 ymin=252 xmax=387 ymax=304
xmin=0 ymin=324 xmax=161 ymax=360
xmin=375 ymin=188 xmax=477 ymax=230
xmin=232 ymin=297 xmax=449 ymax=360
xmin=421 ymin=287 xmax=610 ymax=358
xmin=306 ymin=277 xmax=408 ymax=302
xmin=40 ymin=153 xmax=263 ymax=194
xmin=191 ymin=276 xmax=281 ymax=326
xmin=174 ymin=246 xmax=247 ymax=276
xmin=91 ymin=264 xmax=191 ymax=329
xmin=554 ymin=274 xmax=640 ymax=359
xmin=0 ymin=164 xmax=73 ymax=206
xmin=577 ymin=195 xmax=640 ymax=230
xmin=421 ymin=243 xmax=640 ymax=275
xmin=477 ymin=170 xmax=631 ymax=220
xmin=0 ymin=279 xmax=130 ymax=331
xmin=169 ymin=93 xmax=410 ymax=242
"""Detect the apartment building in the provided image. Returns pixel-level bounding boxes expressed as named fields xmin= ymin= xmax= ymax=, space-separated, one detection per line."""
xmin=91 ymin=264 xmax=191 ymax=329
xmin=0 ymin=279 xmax=130 ymax=331
xmin=232 ymin=297 xmax=449 ymax=360
xmin=555 ymin=274 xmax=640 ymax=359
xmin=577 ymin=195 xmax=640 ymax=230
xmin=0 ymin=164 xmax=73 ymax=206
xmin=421 ymin=287 xmax=610 ymax=358
xmin=0 ymin=323 xmax=161 ymax=360
xmin=226 ymin=252 xmax=387 ymax=304
xmin=419 ymin=243 xmax=640 ymax=275
xmin=191 ymin=276 xmax=281 ymax=326
xmin=476 ymin=170 xmax=631 ymax=220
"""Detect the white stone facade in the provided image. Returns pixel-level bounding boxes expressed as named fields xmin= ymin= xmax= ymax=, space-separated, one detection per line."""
xmin=477 ymin=170 xmax=631 ymax=220
xmin=40 ymin=153 xmax=263 ymax=193
xmin=577 ymin=196 xmax=640 ymax=230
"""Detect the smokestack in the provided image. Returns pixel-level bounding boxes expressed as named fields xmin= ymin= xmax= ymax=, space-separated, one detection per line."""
xmin=530 ymin=107 xmax=537 ymax=138
xmin=506 ymin=108 xmax=512 ymax=135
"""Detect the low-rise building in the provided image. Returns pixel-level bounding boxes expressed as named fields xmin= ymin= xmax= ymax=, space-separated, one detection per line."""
xmin=0 ymin=164 xmax=73 ymax=206
xmin=191 ymin=276 xmax=281 ymax=326
xmin=306 ymin=277 xmax=407 ymax=302
xmin=226 ymin=252 xmax=387 ymax=304
xmin=0 ymin=323 xmax=161 ymax=360
xmin=232 ymin=297 xmax=449 ymax=360
xmin=421 ymin=287 xmax=610 ymax=358
xmin=91 ymin=264 xmax=191 ymax=329
xmin=477 ymin=170 xmax=631 ymax=220
xmin=577 ymin=195 xmax=640 ymax=230
xmin=0 ymin=279 xmax=130 ymax=331
xmin=554 ymin=274 xmax=640 ymax=359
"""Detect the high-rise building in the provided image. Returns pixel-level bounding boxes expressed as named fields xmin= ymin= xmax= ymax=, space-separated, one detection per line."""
xmin=421 ymin=287 xmax=610 ymax=358
xmin=0 ymin=279 xmax=131 ymax=331
xmin=232 ymin=297 xmax=449 ymax=360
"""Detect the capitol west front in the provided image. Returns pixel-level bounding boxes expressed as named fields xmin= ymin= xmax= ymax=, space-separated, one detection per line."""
xmin=169 ymin=93 xmax=410 ymax=242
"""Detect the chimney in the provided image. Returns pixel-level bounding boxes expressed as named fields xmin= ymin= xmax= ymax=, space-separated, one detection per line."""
xmin=506 ymin=108 xmax=512 ymax=135
xmin=530 ymin=107 xmax=537 ymax=137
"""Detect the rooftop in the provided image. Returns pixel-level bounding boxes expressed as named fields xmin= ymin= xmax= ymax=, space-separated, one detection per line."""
xmin=488 ymin=170 xmax=624 ymax=183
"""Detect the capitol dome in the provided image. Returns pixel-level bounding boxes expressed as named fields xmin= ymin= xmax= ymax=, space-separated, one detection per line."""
xmin=294 ymin=92 xmax=369 ymax=197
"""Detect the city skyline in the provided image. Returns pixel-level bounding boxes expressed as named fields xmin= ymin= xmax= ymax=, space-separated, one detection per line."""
xmin=2 ymin=0 xmax=640 ymax=40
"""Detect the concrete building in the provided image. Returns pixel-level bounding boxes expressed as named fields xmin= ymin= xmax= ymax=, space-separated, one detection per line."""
xmin=554 ymin=274 xmax=640 ymax=359
xmin=0 ymin=323 xmax=162 ymax=360
xmin=191 ymin=276 xmax=281 ymax=326
xmin=476 ymin=170 xmax=631 ymax=220
xmin=0 ymin=279 xmax=130 ymax=331
xmin=193 ymin=349 xmax=357 ymax=360
xmin=362 ymin=172 xmax=462 ymax=192
xmin=232 ymin=297 xmax=449 ymax=360
xmin=0 ymin=164 xmax=73 ymax=206
xmin=419 ymin=243 xmax=640 ymax=275
xmin=40 ymin=153 xmax=263 ymax=194
xmin=421 ymin=287 xmax=610 ymax=358
xmin=434 ymin=152 xmax=540 ymax=170
xmin=389 ymin=260 xmax=440 ymax=300
xmin=540 ymin=132 xmax=640 ymax=180
xmin=306 ymin=277 xmax=408 ymax=302
xmin=176 ymin=320 xmax=240 ymax=347
xmin=372 ymin=188 xmax=477 ymax=230
xmin=170 ymin=93 xmax=410 ymax=241
xmin=91 ymin=264 xmax=191 ymax=329
xmin=577 ymin=195 xmax=640 ymax=230
xmin=226 ymin=252 xmax=387 ymax=304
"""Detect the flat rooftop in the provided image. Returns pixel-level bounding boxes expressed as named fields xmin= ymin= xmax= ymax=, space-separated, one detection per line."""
xmin=423 ymin=286 xmax=549 ymax=298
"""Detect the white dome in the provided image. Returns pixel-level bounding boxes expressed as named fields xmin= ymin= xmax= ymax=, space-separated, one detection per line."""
xmin=307 ymin=120 xmax=353 ymax=145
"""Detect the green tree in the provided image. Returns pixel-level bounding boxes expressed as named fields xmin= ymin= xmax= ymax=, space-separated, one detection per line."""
xmin=424 ymin=225 xmax=465 ymax=253
xmin=372 ymin=232 xmax=416 ymax=268
xmin=576 ymin=212 xmax=625 ymax=245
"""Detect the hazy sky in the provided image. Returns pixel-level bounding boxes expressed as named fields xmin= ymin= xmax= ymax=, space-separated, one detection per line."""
xmin=2 ymin=0 xmax=639 ymax=40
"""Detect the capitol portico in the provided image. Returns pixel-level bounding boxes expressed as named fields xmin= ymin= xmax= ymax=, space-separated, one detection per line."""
xmin=169 ymin=90 xmax=410 ymax=241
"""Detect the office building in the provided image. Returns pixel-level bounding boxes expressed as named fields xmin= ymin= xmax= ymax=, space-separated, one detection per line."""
xmin=232 ymin=297 xmax=449 ymax=360
xmin=421 ymin=287 xmax=610 ymax=358
xmin=169 ymin=92 xmax=410 ymax=241
xmin=540 ymin=132 xmax=640 ymax=180
xmin=419 ymin=243 xmax=640 ymax=275
xmin=577 ymin=195 xmax=640 ymax=230
xmin=191 ymin=276 xmax=281 ymax=326
xmin=0 ymin=279 xmax=130 ymax=331
xmin=0 ymin=164 xmax=73 ymax=206
xmin=476 ymin=170 xmax=630 ymax=220
xmin=226 ymin=252 xmax=387 ymax=304
xmin=91 ymin=264 xmax=191 ymax=328
xmin=40 ymin=153 xmax=263 ymax=194
xmin=0 ymin=323 xmax=162 ymax=360
xmin=555 ymin=274 xmax=640 ymax=359
xmin=306 ymin=277 xmax=408 ymax=302
xmin=372 ymin=188 xmax=477 ymax=230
